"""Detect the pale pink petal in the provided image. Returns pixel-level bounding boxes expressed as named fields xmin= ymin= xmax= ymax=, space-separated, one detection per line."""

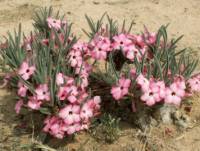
xmin=15 ymin=100 xmax=23 ymax=114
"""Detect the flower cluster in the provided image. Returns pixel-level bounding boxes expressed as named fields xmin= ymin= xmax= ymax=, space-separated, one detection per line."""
xmin=87 ymin=31 xmax=156 ymax=62
xmin=136 ymin=74 xmax=186 ymax=106
xmin=107 ymin=29 xmax=198 ymax=107
xmin=47 ymin=17 xmax=67 ymax=31
xmin=16 ymin=63 xmax=101 ymax=139
xmin=111 ymin=72 xmax=200 ymax=107
xmin=111 ymin=77 xmax=131 ymax=100
xmin=1 ymin=10 xmax=102 ymax=139
xmin=43 ymin=96 xmax=100 ymax=138
xmin=89 ymin=35 xmax=112 ymax=60
xmin=113 ymin=33 xmax=148 ymax=61
xmin=14 ymin=44 xmax=101 ymax=138
xmin=107 ymin=29 xmax=199 ymax=107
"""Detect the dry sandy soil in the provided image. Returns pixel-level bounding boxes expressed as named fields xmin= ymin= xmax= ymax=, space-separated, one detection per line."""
xmin=0 ymin=0 xmax=200 ymax=151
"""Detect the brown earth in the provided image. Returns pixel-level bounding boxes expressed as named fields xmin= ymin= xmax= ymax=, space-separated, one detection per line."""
xmin=1 ymin=0 xmax=200 ymax=151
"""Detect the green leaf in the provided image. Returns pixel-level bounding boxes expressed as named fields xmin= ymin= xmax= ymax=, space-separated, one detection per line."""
xmin=127 ymin=20 xmax=135 ymax=33
xmin=174 ymin=48 xmax=186 ymax=56
xmin=154 ymin=55 xmax=163 ymax=80
xmin=39 ymin=107 xmax=51 ymax=115
xmin=169 ymin=35 xmax=184 ymax=50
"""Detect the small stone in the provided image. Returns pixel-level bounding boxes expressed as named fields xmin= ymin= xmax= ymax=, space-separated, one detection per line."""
xmin=67 ymin=11 xmax=71 ymax=15
xmin=93 ymin=1 xmax=100 ymax=5
xmin=176 ymin=120 xmax=188 ymax=128
xmin=160 ymin=104 xmax=176 ymax=124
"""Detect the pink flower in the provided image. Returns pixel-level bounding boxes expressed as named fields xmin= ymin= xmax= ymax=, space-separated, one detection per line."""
xmin=131 ymin=29 xmax=156 ymax=48
xmin=50 ymin=123 xmax=65 ymax=139
xmin=43 ymin=116 xmax=57 ymax=132
xmin=87 ymin=96 xmax=101 ymax=111
xmin=69 ymin=50 xmax=83 ymax=67
xmin=27 ymin=96 xmax=42 ymax=110
xmin=164 ymin=79 xmax=186 ymax=106
xmin=57 ymin=86 xmax=68 ymax=101
xmin=17 ymin=82 xmax=28 ymax=97
xmin=174 ymin=76 xmax=186 ymax=93
xmin=73 ymin=41 xmax=85 ymax=51
xmin=136 ymin=74 xmax=150 ymax=91
xmin=60 ymin=122 xmax=81 ymax=135
xmin=56 ymin=73 xmax=64 ymax=86
xmin=111 ymin=77 xmax=131 ymax=100
xmin=141 ymin=88 xmax=160 ymax=106
xmin=80 ymin=103 xmax=93 ymax=122
xmin=133 ymin=35 xmax=145 ymax=48
xmin=15 ymin=99 xmax=23 ymax=114
xmin=58 ymin=105 xmax=80 ymax=125
xmin=89 ymin=36 xmax=112 ymax=60
xmin=187 ymin=77 xmax=200 ymax=92
xmin=193 ymin=73 xmax=200 ymax=80
xmin=66 ymin=123 xmax=81 ymax=135
xmin=123 ymin=44 xmax=146 ymax=61
xmin=91 ymin=36 xmax=111 ymax=51
xmin=155 ymin=81 xmax=166 ymax=99
xmin=47 ymin=17 xmax=61 ymax=30
xmin=67 ymin=86 xmax=78 ymax=103
xmin=73 ymin=41 xmax=90 ymax=56
xmin=164 ymin=88 xmax=182 ymax=106
xmin=41 ymin=39 xmax=49 ymax=46
xmin=171 ymin=76 xmax=186 ymax=98
xmin=65 ymin=76 xmax=75 ymax=86
xmin=130 ymin=68 xmax=137 ymax=78
xmin=113 ymin=34 xmax=132 ymax=49
xmin=76 ymin=90 xmax=89 ymax=104
xmin=35 ymin=84 xmax=50 ymax=101
xmin=52 ymin=129 xmax=65 ymax=139
xmin=43 ymin=116 xmax=65 ymax=139
xmin=18 ymin=61 xmax=35 ymax=80
xmin=143 ymin=32 xmax=157 ymax=45
xmin=90 ymin=44 xmax=107 ymax=60
xmin=139 ymin=78 xmax=166 ymax=106
xmin=80 ymin=122 xmax=89 ymax=130
xmin=123 ymin=44 xmax=137 ymax=61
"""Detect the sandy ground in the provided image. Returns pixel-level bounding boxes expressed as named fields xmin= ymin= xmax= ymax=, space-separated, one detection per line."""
xmin=1 ymin=0 xmax=200 ymax=150
xmin=0 ymin=0 xmax=200 ymax=49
